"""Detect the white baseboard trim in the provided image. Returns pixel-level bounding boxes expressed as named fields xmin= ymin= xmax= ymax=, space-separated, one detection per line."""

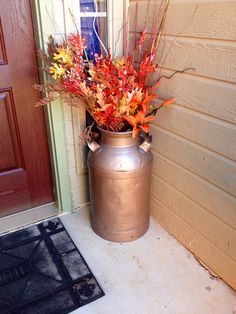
xmin=0 ymin=203 xmax=60 ymax=235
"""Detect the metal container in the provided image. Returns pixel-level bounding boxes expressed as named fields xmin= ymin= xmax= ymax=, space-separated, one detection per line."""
xmin=87 ymin=128 xmax=153 ymax=242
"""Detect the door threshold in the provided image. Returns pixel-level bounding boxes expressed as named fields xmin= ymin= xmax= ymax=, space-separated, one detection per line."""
xmin=0 ymin=203 xmax=60 ymax=234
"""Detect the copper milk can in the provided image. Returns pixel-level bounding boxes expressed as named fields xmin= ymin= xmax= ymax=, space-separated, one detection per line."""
xmin=87 ymin=128 xmax=153 ymax=242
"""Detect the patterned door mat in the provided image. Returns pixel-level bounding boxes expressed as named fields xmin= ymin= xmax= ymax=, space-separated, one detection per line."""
xmin=0 ymin=218 xmax=104 ymax=314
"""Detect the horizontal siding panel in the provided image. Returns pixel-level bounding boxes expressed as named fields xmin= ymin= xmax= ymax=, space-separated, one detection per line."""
xmin=156 ymin=36 xmax=236 ymax=83
xmin=151 ymin=69 xmax=236 ymax=125
xmin=151 ymin=125 xmax=236 ymax=197
xmin=150 ymin=198 xmax=236 ymax=290
xmin=153 ymin=104 xmax=236 ymax=161
xmin=129 ymin=1 xmax=236 ymax=41
xmin=129 ymin=33 xmax=236 ymax=83
xmin=130 ymin=0 xmax=236 ymax=288
xmin=152 ymin=151 xmax=236 ymax=229
xmin=151 ymin=174 xmax=236 ymax=261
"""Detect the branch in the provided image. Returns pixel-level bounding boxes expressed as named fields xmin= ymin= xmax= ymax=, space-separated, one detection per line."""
xmin=159 ymin=67 xmax=195 ymax=81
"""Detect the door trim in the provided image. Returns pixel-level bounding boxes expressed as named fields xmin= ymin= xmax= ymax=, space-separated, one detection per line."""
xmin=31 ymin=0 xmax=73 ymax=213
xmin=0 ymin=202 xmax=59 ymax=234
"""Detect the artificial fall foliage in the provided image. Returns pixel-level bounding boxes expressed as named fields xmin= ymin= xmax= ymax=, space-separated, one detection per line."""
xmin=35 ymin=32 xmax=176 ymax=138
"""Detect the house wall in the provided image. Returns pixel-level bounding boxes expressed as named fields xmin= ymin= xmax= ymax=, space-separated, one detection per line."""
xmin=129 ymin=0 xmax=236 ymax=290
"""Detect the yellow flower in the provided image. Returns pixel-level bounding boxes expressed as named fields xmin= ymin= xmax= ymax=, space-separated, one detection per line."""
xmin=119 ymin=94 xmax=128 ymax=114
xmin=53 ymin=47 xmax=73 ymax=66
xmin=115 ymin=56 xmax=126 ymax=67
xmin=49 ymin=63 xmax=66 ymax=79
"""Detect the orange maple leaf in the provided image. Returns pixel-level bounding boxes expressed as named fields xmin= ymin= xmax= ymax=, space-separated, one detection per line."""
xmin=124 ymin=107 xmax=155 ymax=138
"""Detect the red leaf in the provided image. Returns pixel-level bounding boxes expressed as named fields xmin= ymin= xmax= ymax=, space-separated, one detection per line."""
xmin=140 ymin=124 xmax=150 ymax=134
xmin=132 ymin=126 xmax=140 ymax=138
xmin=124 ymin=115 xmax=136 ymax=127
xmin=162 ymin=98 xmax=176 ymax=107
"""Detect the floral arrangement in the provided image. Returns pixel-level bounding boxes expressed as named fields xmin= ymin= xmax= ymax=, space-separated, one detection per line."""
xmin=35 ymin=18 xmax=175 ymax=138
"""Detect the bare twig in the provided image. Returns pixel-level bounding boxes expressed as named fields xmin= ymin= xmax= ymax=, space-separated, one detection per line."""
xmin=157 ymin=3 xmax=199 ymax=77
xmin=68 ymin=8 xmax=80 ymax=33
xmin=159 ymin=67 xmax=195 ymax=81
xmin=79 ymin=122 xmax=95 ymax=144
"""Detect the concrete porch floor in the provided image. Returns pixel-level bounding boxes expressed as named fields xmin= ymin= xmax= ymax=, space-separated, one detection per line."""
xmin=60 ymin=206 xmax=236 ymax=314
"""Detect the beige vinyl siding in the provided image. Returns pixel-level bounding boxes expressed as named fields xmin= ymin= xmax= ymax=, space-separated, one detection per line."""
xmin=130 ymin=0 xmax=236 ymax=290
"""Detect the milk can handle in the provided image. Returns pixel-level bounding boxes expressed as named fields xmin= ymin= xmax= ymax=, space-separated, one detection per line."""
xmin=139 ymin=135 xmax=152 ymax=153
xmin=86 ymin=140 xmax=101 ymax=154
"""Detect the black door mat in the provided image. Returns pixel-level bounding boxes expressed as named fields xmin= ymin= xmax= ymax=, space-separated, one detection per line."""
xmin=0 ymin=218 xmax=105 ymax=314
